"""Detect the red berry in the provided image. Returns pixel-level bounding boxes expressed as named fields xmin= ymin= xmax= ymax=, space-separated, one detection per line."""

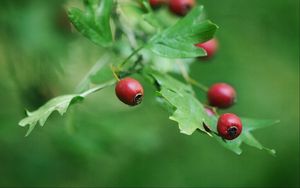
xmin=115 ymin=78 xmax=144 ymax=106
xmin=195 ymin=38 xmax=218 ymax=59
xmin=207 ymin=83 xmax=236 ymax=109
xmin=169 ymin=0 xmax=195 ymax=16
xmin=217 ymin=113 xmax=242 ymax=140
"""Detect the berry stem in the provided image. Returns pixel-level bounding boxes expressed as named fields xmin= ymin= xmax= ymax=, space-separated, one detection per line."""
xmin=176 ymin=61 xmax=208 ymax=92
xmin=187 ymin=77 xmax=209 ymax=92
xmin=80 ymin=79 xmax=116 ymax=98
xmin=110 ymin=64 xmax=120 ymax=81
xmin=119 ymin=45 xmax=144 ymax=68
xmin=75 ymin=54 xmax=111 ymax=93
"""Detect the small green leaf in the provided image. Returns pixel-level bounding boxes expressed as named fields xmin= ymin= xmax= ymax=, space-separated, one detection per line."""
xmin=242 ymin=118 xmax=280 ymax=131
xmin=18 ymin=80 xmax=116 ymax=136
xmin=147 ymin=5 xmax=218 ymax=58
xmin=148 ymin=70 xmax=211 ymax=134
xmin=206 ymin=117 xmax=278 ymax=155
xmin=95 ymin=0 xmax=114 ymax=42
xmin=19 ymin=95 xmax=83 ymax=136
xmin=160 ymin=88 xmax=211 ymax=135
xmin=149 ymin=42 xmax=207 ymax=58
xmin=68 ymin=0 xmax=114 ymax=47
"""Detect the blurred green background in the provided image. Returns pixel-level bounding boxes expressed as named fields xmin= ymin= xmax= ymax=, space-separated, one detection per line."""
xmin=0 ymin=0 xmax=299 ymax=187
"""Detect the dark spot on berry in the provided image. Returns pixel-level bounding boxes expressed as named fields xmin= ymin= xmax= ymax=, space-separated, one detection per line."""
xmin=134 ymin=93 xmax=143 ymax=104
xmin=227 ymin=126 xmax=238 ymax=138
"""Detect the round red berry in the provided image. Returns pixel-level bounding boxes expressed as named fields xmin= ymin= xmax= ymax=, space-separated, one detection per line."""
xmin=115 ymin=78 xmax=144 ymax=106
xmin=217 ymin=113 xmax=242 ymax=140
xmin=169 ymin=0 xmax=195 ymax=16
xmin=207 ymin=83 xmax=236 ymax=109
xmin=195 ymin=38 xmax=218 ymax=59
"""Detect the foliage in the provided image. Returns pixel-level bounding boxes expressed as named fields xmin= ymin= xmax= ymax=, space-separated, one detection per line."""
xmin=147 ymin=70 xmax=278 ymax=155
xmin=18 ymin=0 xmax=278 ymax=155
xmin=67 ymin=0 xmax=113 ymax=46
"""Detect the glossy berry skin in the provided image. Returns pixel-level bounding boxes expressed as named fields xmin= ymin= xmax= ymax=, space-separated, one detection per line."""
xmin=115 ymin=78 xmax=144 ymax=106
xmin=207 ymin=83 xmax=236 ymax=109
xmin=217 ymin=113 xmax=242 ymax=140
xmin=169 ymin=0 xmax=195 ymax=16
xmin=149 ymin=0 xmax=165 ymax=9
xmin=195 ymin=38 xmax=218 ymax=59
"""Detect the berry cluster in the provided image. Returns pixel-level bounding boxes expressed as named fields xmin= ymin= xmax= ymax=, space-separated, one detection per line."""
xmin=114 ymin=0 xmax=242 ymax=141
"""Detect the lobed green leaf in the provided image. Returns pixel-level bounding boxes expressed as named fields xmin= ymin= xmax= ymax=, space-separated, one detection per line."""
xmin=19 ymin=95 xmax=83 ymax=136
xmin=148 ymin=70 xmax=212 ymax=134
xmin=18 ymin=80 xmax=116 ymax=136
xmin=68 ymin=0 xmax=114 ymax=47
xmin=147 ymin=6 xmax=218 ymax=58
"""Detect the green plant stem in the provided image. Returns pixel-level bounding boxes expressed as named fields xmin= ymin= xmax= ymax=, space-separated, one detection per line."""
xmin=119 ymin=46 xmax=144 ymax=68
xmin=80 ymin=79 xmax=116 ymax=97
xmin=75 ymin=54 xmax=111 ymax=93
xmin=176 ymin=61 xmax=208 ymax=92
xmin=187 ymin=77 xmax=209 ymax=92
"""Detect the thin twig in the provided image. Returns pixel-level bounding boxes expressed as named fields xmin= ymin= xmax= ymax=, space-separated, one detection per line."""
xmin=80 ymin=79 xmax=116 ymax=97
xmin=110 ymin=64 xmax=120 ymax=81
xmin=119 ymin=46 xmax=144 ymax=68
xmin=176 ymin=61 xmax=208 ymax=92
xmin=75 ymin=54 xmax=110 ymax=93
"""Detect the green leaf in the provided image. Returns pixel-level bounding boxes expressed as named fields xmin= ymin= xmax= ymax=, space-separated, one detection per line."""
xmin=241 ymin=118 xmax=280 ymax=131
xmin=96 ymin=0 xmax=114 ymax=41
xmin=19 ymin=95 xmax=83 ymax=136
xmin=68 ymin=0 xmax=114 ymax=47
xmin=147 ymin=70 xmax=278 ymax=155
xmin=18 ymin=80 xmax=116 ymax=136
xmin=216 ymin=118 xmax=278 ymax=156
xmin=147 ymin=5 xmax=218 ymax=58
xmin=148 ymin=70 xmax=211 ymax=135
xmin=206 ymin=117 xmax=279 ymax=155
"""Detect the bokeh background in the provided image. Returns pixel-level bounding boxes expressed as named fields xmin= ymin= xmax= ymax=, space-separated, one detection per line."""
xmin=0 ymin=0 xmax=299 ymax=187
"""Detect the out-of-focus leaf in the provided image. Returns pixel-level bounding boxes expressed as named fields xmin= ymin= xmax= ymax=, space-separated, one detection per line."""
xmin=147 ymin=6 xmax=218 ymax=58
xmin=18 ymin=80 xmax=116 ymax=136
xmin=19 ymin=95 xmax=83 ymax=136
xmin=68 ymin=0 xmax=114 ymax=47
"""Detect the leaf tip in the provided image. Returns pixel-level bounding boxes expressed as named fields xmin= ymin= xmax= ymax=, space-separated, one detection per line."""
xmin=18 ymin=119 xmax=27 ymax=127
xmin=264 ymin=148 xmax=276 ymax=157
xmin=274 ymin=120 xmax=280 ymax=124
